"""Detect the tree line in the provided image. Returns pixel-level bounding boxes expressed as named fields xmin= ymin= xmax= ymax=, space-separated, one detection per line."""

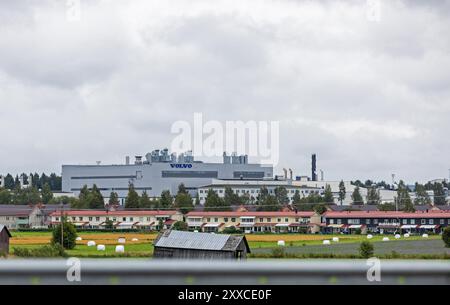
xmin=1 ymin=173 xmax=61 ymax=191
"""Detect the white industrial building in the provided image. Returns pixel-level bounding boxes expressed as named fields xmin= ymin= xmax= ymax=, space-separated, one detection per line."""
xmin=62 ymin=149 xmax=273 ymax=204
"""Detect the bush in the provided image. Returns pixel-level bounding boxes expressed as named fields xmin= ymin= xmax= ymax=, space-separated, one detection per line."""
xmin=172 ymin=221 xmax=188 ymax=231
xmin=443 ymin=227 xmax=450 ymax=248
xmin=13 ymin=244 xmax=67 ymax=258
xmin=359 ymin=241 xmax=374 ymax=258
xmin=222 ymin=226 xmax=241 ymax=234
xmin=52 ymin=220 xmax=78 ymax=249
xmin=271 ymin=247 xmax=286 ymax=258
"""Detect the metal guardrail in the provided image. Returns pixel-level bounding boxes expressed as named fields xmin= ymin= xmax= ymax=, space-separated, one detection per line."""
xmin=0 ymin=259 xmax=449 ymax=285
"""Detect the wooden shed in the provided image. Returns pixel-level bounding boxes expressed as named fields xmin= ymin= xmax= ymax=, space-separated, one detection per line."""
xmin=153 ymin=230 xmax=250 ymax=260
xmin=0 ymin=225 xmax=12 ymax=255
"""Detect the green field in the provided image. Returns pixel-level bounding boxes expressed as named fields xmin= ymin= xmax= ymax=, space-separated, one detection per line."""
xmin=7 ymin=231 xmax=448 ymax=259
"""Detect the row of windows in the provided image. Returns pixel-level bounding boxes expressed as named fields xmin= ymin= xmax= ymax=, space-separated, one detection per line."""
xmin=55 ymin=216 xmax=169 ymax=222
xmin=329 ymin=218 xmax=450 ymax=225
xmin=71 ymin=187 xmax=152 ymax=191
xmin=195 ymin=217 xmax=304 ymax=223
xmin=233 ymin=171 xmax=266 ymax=179
xmin=71 ymin=175 xmax=137 ymax=180
xmin=161 ymin=171 xmax=218 ymax=178
xmin=199 ymin=189 xmax=321 ymax=195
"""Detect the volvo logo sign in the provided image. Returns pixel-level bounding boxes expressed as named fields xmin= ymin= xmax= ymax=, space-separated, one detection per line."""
xmin=170 ymin=163 xmax=193 ymax=169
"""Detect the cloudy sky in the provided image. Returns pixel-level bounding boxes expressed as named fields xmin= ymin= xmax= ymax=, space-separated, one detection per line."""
xmin=0 ymin=0 xmax=449 ymax=183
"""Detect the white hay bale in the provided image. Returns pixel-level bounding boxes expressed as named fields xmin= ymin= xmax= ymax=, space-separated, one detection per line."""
xmin=87 ymin=240 xmax=96 ymax=247
xmin=367 ymin=234 xmax=373 ymax=239
xmin=115 ymin=245 xmax=125 ymax=253
xmin=277 ymin=240 xmax=285 ymax=247
xmin=97 ymin=244 xmax=105 ymax=251
xmin=131 ymin=238 xmax=139 ymax=242
xmin=382 ymin=237 xmax=390 ymax=241
xmin=118 ymin=237 xmax=126 ymax=244
xmin=404 ymin=233 xmax=410 ymax=238
xmin=394 ymin=234 xmax=401 ymax=239
xmin=76 ymin=237 xmax=82 ymax=241
xmin=332 ymin=237 xmax=339 ymax=242
xmin=422 ymin=233 xmax=429 ymax=238
xmin=322 ymin=240 xmax=331 ymax=245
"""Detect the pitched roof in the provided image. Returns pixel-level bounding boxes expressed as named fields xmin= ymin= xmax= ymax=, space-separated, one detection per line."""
xmin=187 ymin=211 xmax=314 ymax=217
xmin=324 ymin=210 xmax=450 ymax=218
xmin=49 ymin=210 xmax=179 ymax=217
xmin=0 ymin=205 xmax=34 ymax=216
xmin=154 ymin=230 xmax=250 ymax=252
xmin=0 ymin=225 xmax=12 ymax=237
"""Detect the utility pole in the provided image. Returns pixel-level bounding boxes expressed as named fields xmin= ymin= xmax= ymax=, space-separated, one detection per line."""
xmin=60 ymin=201 xmax=64 ymax=247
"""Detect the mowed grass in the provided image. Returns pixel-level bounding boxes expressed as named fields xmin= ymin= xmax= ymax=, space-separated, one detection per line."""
xmin=10 ymin=231 xmax=158 ymax=257
xmin=8 ymin=231 xmax=444 ymax=258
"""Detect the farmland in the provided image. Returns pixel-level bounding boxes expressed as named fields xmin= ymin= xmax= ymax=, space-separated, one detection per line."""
xmin=7 ymin=231 xmax=447 ymax=259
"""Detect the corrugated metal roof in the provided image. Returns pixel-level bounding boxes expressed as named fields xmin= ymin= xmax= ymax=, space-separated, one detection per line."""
xmin=154 ymin=230 xmax=231 ymax=251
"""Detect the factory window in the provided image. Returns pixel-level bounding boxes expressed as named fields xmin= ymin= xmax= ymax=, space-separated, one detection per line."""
xmin=233 ymin=171 xmax=265 ymax=179
xmin=161 ymin=171 xmax=218 ymax=178
xmin=71 ymin=175 xmax=136 ymax=180
xmin=199 ymin=190 xmax=203 ymax=193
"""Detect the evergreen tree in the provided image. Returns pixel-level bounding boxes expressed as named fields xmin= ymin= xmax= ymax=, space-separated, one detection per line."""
xmin=224 ymin=186 xmax=239 ymax=206
xmin=414 ymin=183 xmax=431 ymax=205
xmin=41 ymin=183 xmax=54 ymax=204
xmin=125 ymin=184 xmax=140 ymax=209
xmin=432 ymin=182 xmax=446 ymax=205
xmin=397 ymin=180 xmax=414 ymax=212
xmin=204 ymin=189 xmax=225 ymax=211
xmin=338 ymin=180 xmax=346 ymax=205
xmin=88 ymin=184 xmax=105 ymax=209
xmin=256 ymin=186 xmax=269 ymax=205
xmin=160 ymin=190 xmax=173 ymax=208
xmin=139 ymin=190 xmax=152 ymax=208
xmin=274 ymin=186 xmax=289 ymax=205
xmin=177 ymin=183 xmax=188 ymax=194
xmin=257 ymin=194 xmax=280 ymax=211
xmin=323 ymin=184 xmax=334 ymax=204
xmin=292 ymin=190 xmax=301 ymax=205
xmin=366 ymin=187 xmax=380 ymax=205
xmin=174 ymin=192 xmax=194 ymax=214
xmin=108 ymin=192 xmax=119 ymax=206
xmin=351 ymin=186 xmax=364 ymax=205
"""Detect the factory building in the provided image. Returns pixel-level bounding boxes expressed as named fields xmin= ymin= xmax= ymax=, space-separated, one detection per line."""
xmin=62 ymin=149 xmax=273 ymax=204
xmin=197 ymin=179 xmax=323 ymax=205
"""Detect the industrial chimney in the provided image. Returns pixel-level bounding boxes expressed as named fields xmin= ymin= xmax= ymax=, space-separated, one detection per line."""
xmin=312 ymin=154 xmax=317 ymax=181
xmin=289 ymin=168 xmax=293 ymax=180
xmin=283 ymin=168 xmax=287 ymax=180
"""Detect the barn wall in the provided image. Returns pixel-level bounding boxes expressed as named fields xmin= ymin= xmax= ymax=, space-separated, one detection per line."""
xmin=153 ymin=247 xmax=235 ymax=260
xmin=0 ymin=230 xmax=9 ymax=254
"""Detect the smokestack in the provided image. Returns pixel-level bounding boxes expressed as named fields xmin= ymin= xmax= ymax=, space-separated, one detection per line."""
xmin=289 ymin=168 xmax=293 ymax=180
xmin=312 ymin=154 xmax=317 ymax=181
xmin=320 ymin=170 xmax=324 ymax=181
xmin=126 ymin=156 xmax=130 ymax=165
xmin=283 ymin=168 xmax=287 ymax=179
